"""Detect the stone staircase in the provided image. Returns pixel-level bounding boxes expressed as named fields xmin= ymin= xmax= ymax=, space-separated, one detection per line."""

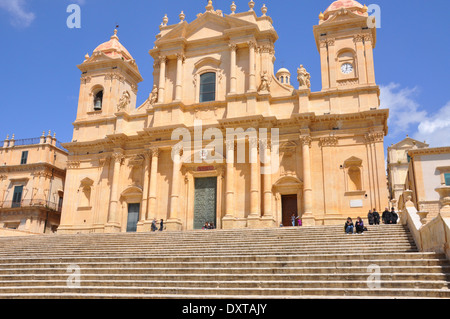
xmin=0 ymin=224 xmax=448 ymax=299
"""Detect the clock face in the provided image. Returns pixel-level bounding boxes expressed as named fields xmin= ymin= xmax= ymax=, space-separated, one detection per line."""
xmin=341 ymin=63 xmax=353 ymax=74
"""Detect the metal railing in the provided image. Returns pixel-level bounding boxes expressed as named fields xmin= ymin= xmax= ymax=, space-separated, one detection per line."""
xmin=0 ymin=200 xmax=62 ymax=213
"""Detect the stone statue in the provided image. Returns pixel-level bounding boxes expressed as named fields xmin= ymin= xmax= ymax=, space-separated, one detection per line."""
xmin=149 ymin=85 xmax=158 ymax=105
xmin=117 ymin=91 xmax=131 ymax=112
xmin=258 ymin=71 xmax=271 ymax=92
xmin=297 ymin=65 xmax=311 ymax=89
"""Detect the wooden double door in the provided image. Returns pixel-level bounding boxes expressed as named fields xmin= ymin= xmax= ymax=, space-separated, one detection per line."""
xmin=281 ymin=195 xmax=298 ymax=227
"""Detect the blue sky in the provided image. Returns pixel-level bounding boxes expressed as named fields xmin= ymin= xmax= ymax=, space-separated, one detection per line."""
xmin=0 ymin=0 xmax=449 ymax=149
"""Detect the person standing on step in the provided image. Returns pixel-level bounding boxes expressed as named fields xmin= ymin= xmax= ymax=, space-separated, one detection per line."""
xmin=159 ymin=219 xmax=164 ymax=231
xmin=373 ymin=208 xmax=381 ymax=225
xmin=291 ymin=214 xmax=296 ymax=227
xmin=345 ymin=217 xmax=354 ymax=234
xmin=151 ymin=218 xmax=158 ymax=232
xmin=297 ymin=218 xmax=302 ymax=227
xmin=368 ymin=210 xmax=375 ymax=225
xmin=382 ymin=207 xmax=392 ymax=224
xmin=390 ymin=208 xmax=398 ymax=224
xmin=355 ymin=217 xmax=365 ymax=234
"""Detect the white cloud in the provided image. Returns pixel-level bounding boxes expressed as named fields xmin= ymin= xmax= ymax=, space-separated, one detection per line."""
xmin=380 ymin=82 xmax=450 ymax=147
xmin=414 ymin=101 xmax=450 ymax=147
xmin=0 ymin=0 xmax=35 ymax=28
xmin=380 ymin=83 xmax=427 ymax=137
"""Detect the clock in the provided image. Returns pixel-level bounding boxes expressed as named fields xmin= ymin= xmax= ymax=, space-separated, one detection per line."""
xmin=341 ymin=63 xmax=353 ymax=74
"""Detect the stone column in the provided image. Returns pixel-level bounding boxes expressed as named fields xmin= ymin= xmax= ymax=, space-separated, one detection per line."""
xmin=248 ymin=136 xmax=261 ymax=226
xmin=326 ymin=39 xmax=336 ymax=88
xmin=106 ymin=150 xmax=123 ymax=232
xmin=229 ymin=44 xmax=237 ymax=94
xmin=175 ymin=54 xmax=185 ymax=101
xmin=167 ymin=145 xmax=183 ymax=230
xmin=364 ymin=34 xmax=376 ymax=84
xmin=354 ymin=35 xmax=367 ymax=84
xmin=223 ymin=140 xmax=236 ymax=229
xmin=319 ymin=40 xmax=330 ymax=90
xmin=137 ymin=151 xmax=151 ymax=231
xmin=157 ymin=56 xmax=167 ymax=104
xmin=261 ymin=138 xmax=276 ymax=227
xmin=300 ymin=135 xmax=314 ymax=226
xmin=148 ymin=148 xmax=160 ymax=219
xmin=248 ymin=41 xmax=257 ymax=92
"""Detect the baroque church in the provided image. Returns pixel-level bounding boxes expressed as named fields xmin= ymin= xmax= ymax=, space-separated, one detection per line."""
xmin=58 ymin=0 xmax=389 ymax=234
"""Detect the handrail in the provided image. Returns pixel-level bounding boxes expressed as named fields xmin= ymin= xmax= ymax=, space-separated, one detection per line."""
xmin=0 ymin=200 xmax=62 ymax=213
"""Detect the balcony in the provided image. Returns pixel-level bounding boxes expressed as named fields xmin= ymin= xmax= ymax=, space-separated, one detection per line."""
xmin=0 ymin=200 xmax=62 ymax=213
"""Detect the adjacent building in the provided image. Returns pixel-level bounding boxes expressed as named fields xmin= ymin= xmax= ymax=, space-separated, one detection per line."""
xmin=403 ymin=146 xmax=450 ymax=222
xmin=387 ymin=136 xmax=429 ymax=209
xmin=58 ymin=0 xmax=389 ymax=234
xmin=0 ymin=132 xmax=67 ymax=235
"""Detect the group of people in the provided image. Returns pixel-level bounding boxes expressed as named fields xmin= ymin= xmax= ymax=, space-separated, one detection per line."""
xmin=367 ymin=207 xmax=398 ymax=225
xmin=151 ymin=218 xmax=164 ymax=232
xmin=202 ymin=222 xmax=216 ymax=230
xmin=344 ymin=207 xmax=399 ymax=234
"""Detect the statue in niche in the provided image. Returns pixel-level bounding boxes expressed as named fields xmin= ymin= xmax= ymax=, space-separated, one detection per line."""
xmin=148 ymin=84 xmax=158 ymax=105
xmin=117 ymin=91 xmax=131 ymax=112
xmin=258 ymin=71 xmax=271 ymax=93
xmin=297 ymin=65 xmax=311 ymax=89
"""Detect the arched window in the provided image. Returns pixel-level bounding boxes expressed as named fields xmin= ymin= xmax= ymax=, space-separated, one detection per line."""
xmin=199 ymin=72 xmax=216 ymax=103
xmin=348 ymin=167 xmax=362 ymax=191
xmin=344 ymin=156 xmax=364 ymax=193
xmin=93 ymin=90 xmax=103 ymax=111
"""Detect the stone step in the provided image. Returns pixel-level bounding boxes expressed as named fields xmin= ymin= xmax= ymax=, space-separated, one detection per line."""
xmin=0 ymin=279 xmax=447 ymax=290
xmin=0 ymin=252 xmax=442 ymax=264
xmin=0 ymin=247 xmax=419 ymax=258
xmin=0 ymin=286 xmax=448 ymax=298
xmin=0 ymin=258 xmax=447 ymax=270
xmin=1 ymin=265 xmax=449 ymax=275
xmin=1 ymin=272 xmax=448 ymax=283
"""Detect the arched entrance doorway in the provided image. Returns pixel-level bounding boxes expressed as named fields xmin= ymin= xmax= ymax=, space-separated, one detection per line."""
xmin=273 ymin=176 xmax=303 ymax=227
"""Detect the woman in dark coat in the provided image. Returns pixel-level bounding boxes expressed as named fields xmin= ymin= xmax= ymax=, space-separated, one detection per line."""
xmin=367 ymin=210 xmax=374 ymax=225
xmin=355 ymin=217 xmax=365 ymax=234
xmin=373 ymin=209 xmax=381 ymax=225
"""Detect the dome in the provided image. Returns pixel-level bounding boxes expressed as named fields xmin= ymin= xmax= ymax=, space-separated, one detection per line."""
xmin=276 ymin=68 xmax=291 ymax=75
xmin=93 ymin=29 xmax=133 ymax=61
xmin=322 ymin=0 xmax=368 ymax=21
xmin=324 ymin=0 xmax=364 ymax=13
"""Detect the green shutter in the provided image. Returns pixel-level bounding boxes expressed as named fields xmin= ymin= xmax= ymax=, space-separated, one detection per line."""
xmin=445 ymin=173 xmax=450 ymax=186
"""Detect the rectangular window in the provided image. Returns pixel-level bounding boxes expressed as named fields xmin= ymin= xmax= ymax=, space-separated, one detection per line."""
xmin=12 ymin=186 xmax=23 ymax=208
xmin=20 ymin=151 xmax=28 ymax=165
xmin=445 ymin=173 xmax=450 ymax=186
xmin=200 ymin=72 xmax=216 ymax=103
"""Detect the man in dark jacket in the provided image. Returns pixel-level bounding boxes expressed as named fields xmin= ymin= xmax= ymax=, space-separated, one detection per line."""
xmin=368 ymin=210 xmax=375 ymax=225
xmin=382 ymin=208 xmax=392 ymax=224
xmin=390 ymin=208 xmax=398 ymax=224
xmin=373 ymin=209 xmax=381 ymax=225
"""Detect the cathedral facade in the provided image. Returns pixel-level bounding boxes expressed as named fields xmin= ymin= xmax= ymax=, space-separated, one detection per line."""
xmin=58 ymin=0 xmax=389 ymax=234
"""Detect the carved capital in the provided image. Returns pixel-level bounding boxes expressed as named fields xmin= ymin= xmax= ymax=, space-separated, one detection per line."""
xmin=247 ymin=41 xmax=257 ymax=49
xmin=229 ymin=43 xmax=237 ymax=51
xmin=364 ymin=132 xmax=384 ymax=144
xmin=158 ymin=55 xmax=167 ymax=65
xmin=319 ymin=136 xmax=339 ymax=147
xmin=353 ymin=34 xmax=364 ymax=43
xmin=225 ymin=140 xmax=235 ymax=152
xmin=67 ymin=161 xmax=81 ymax=169
xmin=150 ymin=147 xmax=160 ymax=158
xmin=299 ymin=135 xmax=312 ymax=147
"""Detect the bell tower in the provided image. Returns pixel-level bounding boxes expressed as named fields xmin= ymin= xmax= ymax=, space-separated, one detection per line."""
xmin=314 ymin=1 xmax=377 ymax=91
xmin=75 ymin=29 xmax=143 ymax=130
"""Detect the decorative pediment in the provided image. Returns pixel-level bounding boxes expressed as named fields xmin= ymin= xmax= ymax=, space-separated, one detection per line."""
xmin=344 ymin=156 xmax=363 ymax=168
